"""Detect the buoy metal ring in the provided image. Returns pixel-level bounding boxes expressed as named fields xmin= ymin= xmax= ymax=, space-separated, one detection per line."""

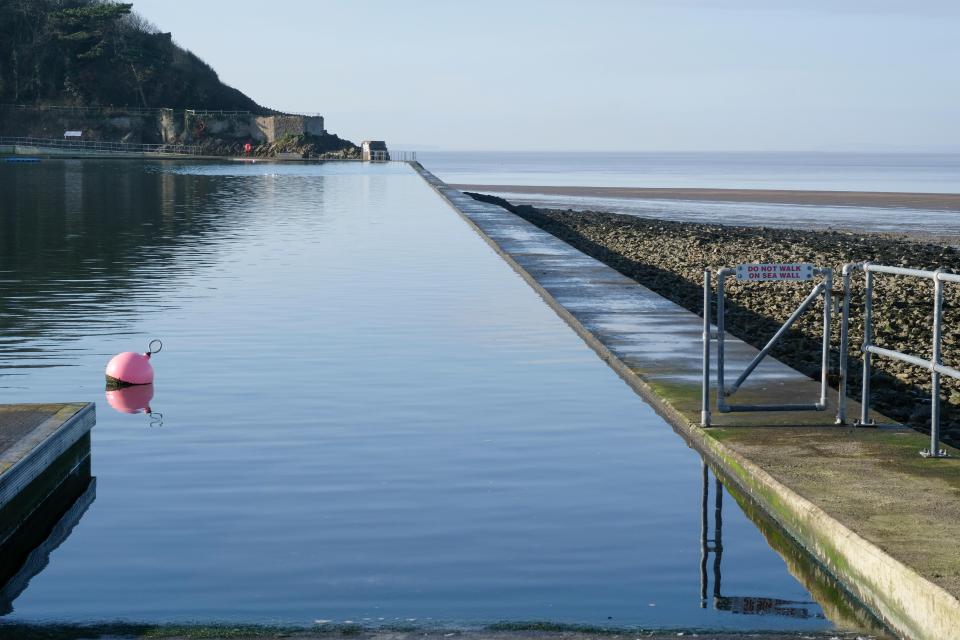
xmin=148 ymin=339 xmax=163 ymax=355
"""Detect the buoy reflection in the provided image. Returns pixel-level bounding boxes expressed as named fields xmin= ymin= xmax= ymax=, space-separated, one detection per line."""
xmin=105 ymin=384 xmax=163 ymax=426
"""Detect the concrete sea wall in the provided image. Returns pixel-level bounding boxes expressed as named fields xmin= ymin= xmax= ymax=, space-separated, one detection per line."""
xmin=412 ymin=162 xmax=960 ymax=640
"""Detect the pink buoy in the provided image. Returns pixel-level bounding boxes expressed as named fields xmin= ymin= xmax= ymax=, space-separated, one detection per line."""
xmin=105 ymin=339 xmax=162 ymax=387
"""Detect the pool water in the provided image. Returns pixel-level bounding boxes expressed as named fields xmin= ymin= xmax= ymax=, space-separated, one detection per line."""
xmin=0 ymin=160 xmax=882 ymax=633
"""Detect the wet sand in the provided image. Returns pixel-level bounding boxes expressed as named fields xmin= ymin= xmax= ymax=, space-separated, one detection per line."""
xmin=451 ymin=184 xmax=960 ymax=211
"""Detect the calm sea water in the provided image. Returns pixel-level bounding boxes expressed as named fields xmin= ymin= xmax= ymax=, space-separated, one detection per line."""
xmin=420 ymin=151 xmax=960 ymax=192
xmin=419 ymin=151 xmax=960 ymax=239
xmin=0 ymin=159 xmax=883 ymax=633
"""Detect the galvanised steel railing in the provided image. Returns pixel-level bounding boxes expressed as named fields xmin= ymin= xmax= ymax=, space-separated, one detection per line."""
xmin=1 ymin=103 xmax=256 ymax=118
xmin=362 ymin=150 xmax=418 ymax=162
xmin=184 ymin=109 xmax=254 ymax=117
xmin=0 ymin=136 xmax=201 ymax=155
xmin=388 ymin=151 xmax=417 ymax=162
xmin=837 ymin=262 xmax=959 ymax=457
xmin=0 ymin=103 xmax=170 ymax=116
xmin=702 ymin=265 xmax=833 ymax=427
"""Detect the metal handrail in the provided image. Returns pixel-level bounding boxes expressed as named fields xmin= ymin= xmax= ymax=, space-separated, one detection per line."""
xmin=705 ymin=266 xmax=832 ymax=420
xmin=1 ymin=103 xmax=256 ymax=118
xmin=184 ymin=109 xmax=253 ymax=117
xmin=837 ymin=261 xmax=956 ymax=457
xmin=0 ymin=136 xmax=201 ymax=155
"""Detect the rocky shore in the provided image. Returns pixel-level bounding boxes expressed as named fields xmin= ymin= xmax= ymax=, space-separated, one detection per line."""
xmin=195 ymin=132 xmax=360 ymax=159
xmin=468 ymin=192 xmax=960 ymax=445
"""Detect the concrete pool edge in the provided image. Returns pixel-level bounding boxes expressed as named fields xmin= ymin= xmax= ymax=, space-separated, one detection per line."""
xmin=0 ymin=623 xmax=880 ymax=640
xmin=0 ymin=403 xmax=95 ymax=512
xmin=410 ymin=162 xmax=960 ymax=640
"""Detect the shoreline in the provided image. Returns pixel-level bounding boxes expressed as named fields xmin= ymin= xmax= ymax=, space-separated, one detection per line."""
xmin=451 ymin=184 xmax=960 ymax=210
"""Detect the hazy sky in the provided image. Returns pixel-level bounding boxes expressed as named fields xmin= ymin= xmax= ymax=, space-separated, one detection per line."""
xmin=130 ymin=0 xmax=959 ymax=152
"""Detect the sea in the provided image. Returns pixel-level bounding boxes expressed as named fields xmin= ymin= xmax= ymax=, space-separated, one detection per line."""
xmin=419 ymin=151 xmax=960 ymax=239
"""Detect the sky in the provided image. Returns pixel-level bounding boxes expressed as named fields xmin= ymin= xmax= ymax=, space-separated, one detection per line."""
xmin=129 ymin=0 xmax=960 ymax=152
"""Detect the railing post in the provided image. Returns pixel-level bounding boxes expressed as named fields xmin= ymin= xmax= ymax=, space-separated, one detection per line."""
xmin=837 ymin=264 xmax=855 ymax=423
xmin=924 ymin=273 xmax=947 ymax=457
xmin=716 ymin=269 xmax=727 ymax=411
xmin=702 ymin=270 xmax=712 ymax=427
xmin=860 ymin=266 xmax=874 ymax=425
xmin=819 ymin=269 xmax=832 ymax=408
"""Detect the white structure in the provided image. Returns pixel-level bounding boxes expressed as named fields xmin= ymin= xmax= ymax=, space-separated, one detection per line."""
xmin=361 ymin=140 xmax=389 ymax=161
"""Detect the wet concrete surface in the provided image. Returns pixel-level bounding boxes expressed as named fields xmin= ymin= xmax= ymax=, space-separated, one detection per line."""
xmin=0 ymin=406 xmax=62 ymax=456
xmin=0 ymin=404 xmax=93 ymax=481
xmin=413 ymin=163 xmax=960 ymax=640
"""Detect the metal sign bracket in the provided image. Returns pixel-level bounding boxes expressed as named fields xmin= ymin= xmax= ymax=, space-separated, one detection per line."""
xmin=701 ymin=265 xmax=833 ymax=426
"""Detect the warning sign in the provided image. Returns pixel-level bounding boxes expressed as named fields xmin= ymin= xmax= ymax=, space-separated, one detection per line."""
xmin=736 ymin=263 xmax=814 ymax=281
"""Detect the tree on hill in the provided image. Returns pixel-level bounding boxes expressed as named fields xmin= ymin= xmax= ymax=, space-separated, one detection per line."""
xmin=0 ymin=0 xmax=266 ymax=111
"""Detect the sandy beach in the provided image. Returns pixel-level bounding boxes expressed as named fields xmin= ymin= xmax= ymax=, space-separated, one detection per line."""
xmin=452 ymin=184 xmax=960 ymax=210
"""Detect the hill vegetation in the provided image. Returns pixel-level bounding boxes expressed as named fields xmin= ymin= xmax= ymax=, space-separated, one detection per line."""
xmin=0 ymin=0 xmax=266 ymax=111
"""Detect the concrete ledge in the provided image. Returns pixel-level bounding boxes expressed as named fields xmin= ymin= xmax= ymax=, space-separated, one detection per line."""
xmin=0 ymin=403 xmax=95 ymax=511
xmin=412 ymin=162 xmax=960 ymax=640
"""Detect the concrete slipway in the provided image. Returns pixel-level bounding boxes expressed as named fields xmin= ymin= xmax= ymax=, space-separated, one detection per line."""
xmin=0 ymin=405 xmax=93 ymax=498
xmin=412 ymin=163 xmax=960 ymax=640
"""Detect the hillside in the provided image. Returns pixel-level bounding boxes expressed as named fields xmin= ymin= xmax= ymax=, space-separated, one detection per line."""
xmin=0 ymin=0 xmax=265 ymax=111
xmin=0 ymin=0 xmax=360 ymax=157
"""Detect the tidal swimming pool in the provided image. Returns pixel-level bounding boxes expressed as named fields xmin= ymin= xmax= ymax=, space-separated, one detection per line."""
xmin=0 ymin=160 xmax=885 ymax=633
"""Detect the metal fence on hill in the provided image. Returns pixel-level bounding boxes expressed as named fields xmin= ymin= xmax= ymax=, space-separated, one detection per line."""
xmin=0 ymin=136 xmax=201 ymax=155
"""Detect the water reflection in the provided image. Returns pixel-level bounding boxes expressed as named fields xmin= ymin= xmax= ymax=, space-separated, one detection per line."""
xmin=0 ymin=159 xmax=255 ymax=380
xmin=105 ymin=384 xmax=163 ymax=426
xmin=0 ymin=436 xmax=96 ymax=615
xmin=699 ymin=463 xmax=819 ymax=619
xmin=700 ymin=462 xmax=893 ymax=637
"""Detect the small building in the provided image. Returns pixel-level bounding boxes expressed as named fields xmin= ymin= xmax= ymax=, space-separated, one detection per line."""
xmin=361 ymin=140 xmax=389 ymax=162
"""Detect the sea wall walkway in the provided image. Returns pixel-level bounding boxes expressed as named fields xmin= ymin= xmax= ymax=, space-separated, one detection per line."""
xmin=412 ymin=162 xmax=960 ymax=640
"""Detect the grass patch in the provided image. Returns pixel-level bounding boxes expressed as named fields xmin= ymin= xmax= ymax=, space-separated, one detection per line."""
xmin=485 ymin=622 xmax=623 ymax=634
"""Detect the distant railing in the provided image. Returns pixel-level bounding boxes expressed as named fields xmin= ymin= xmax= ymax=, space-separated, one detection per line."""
xmin=1 ymin=103 xmax=174 ymax=117
xmin=390 ymin=150 xmax=417 ymax=162
xmin=0 ymin=136 xmax=201 ymax=155
xmin=0 ymin=103 xmax=256 ymax=118
xmin=184 ymin=109 xmax=252 ymax=117
xmin=363 ymin=150 xmax=417 ymax=163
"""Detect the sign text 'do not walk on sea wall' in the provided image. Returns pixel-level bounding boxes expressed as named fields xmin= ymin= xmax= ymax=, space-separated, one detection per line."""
xmin=736 ymin=263 xmax=814 ymax=281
